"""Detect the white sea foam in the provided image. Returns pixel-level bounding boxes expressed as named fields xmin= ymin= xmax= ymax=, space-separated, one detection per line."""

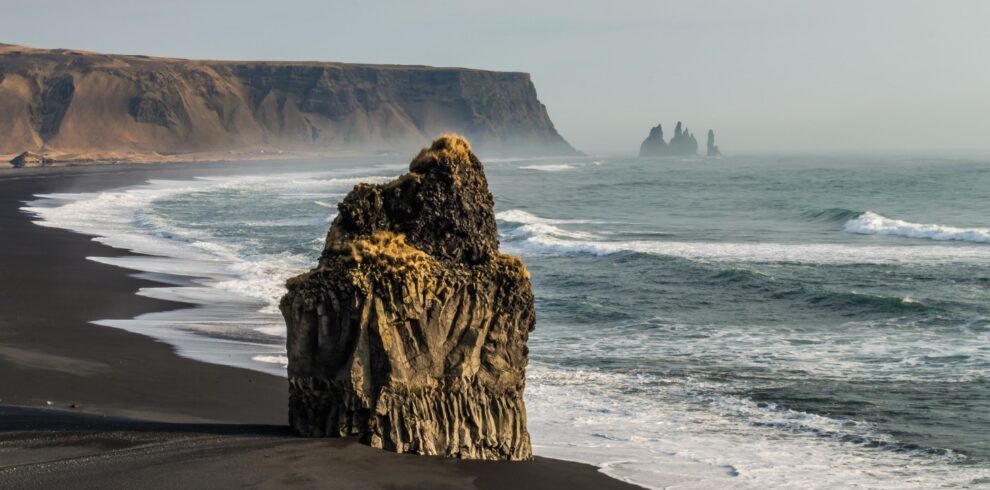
xmin=253 ymin=354 xmax=289 ymax=366
xmin=496 ymin=209 xmax=599 ymax=225
xmin=510 ymin=235 xmax=990 ymax=264
xmin=498 ymin=210 xmax=990 ymax=264
xmin=94 ymin=308 xmax=287 ymax=377
xmin=519 ymin=164 xmax=575 ymax=172
xmin=844 ymin=211 xmax=990 ymax=244
xmin=526 ymin=364 xmax=987 ymax=489
xmin=534 ymin=318 xmax=990 ymax=384
xmin=503 ymin=222 xmax=600 ymax=241
xmin=496 ymin=209 xmax=602 ymax=241
xmin=19 ymin=170 xmax=390 ymax=349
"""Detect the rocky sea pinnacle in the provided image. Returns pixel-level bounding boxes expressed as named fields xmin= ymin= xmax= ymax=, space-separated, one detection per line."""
xmin=281 ymin=134 xmax=536 ymax=460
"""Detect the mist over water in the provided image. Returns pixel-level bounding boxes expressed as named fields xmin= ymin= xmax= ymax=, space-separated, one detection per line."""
xmin=23 ymin=154 xmax=990 ymax=488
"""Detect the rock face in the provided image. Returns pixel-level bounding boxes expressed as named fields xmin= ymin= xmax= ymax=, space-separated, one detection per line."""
xmin=280 ymin=135 xmax=535 ymax=461
xmin=0 ymin=44 xmax=577 ymax=160
xmin=639 ymin=120 xmax=699 ymax=156
xmin=706 ymin=129 xmax=721 ymax=157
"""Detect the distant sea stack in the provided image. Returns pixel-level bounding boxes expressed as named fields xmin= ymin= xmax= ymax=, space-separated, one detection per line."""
xmin=706 ymin=129 xmax=721 ymax=157
xmin=0 ymin=44 xmax=577 ymax=164
xmin=281 ymin=135 xmax=535 ymax=460
xmin=639 ymin=125 xmax=667 ymax=156
xmin=640 ymin=121 xmax=721 ymax=157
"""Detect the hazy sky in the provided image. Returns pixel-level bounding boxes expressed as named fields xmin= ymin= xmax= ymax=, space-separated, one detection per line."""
xmin=4 ymin=0 xmax=989 ymax=154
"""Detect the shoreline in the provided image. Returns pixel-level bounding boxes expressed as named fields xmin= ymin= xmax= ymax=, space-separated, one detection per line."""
xmin=1 ymin=148 xmax=382 ymax=172
xmin=0 ymin=163 xmax=646 ymax=489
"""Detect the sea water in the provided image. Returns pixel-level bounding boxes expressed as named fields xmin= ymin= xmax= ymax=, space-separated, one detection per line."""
xmin=23 ymin=154 xmax=990 ymax=488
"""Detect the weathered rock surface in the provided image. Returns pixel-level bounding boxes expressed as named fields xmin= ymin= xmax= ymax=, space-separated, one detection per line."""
xmin=0 ymin=43 xmax=577 ymax=160
xmin=280 ymin=135 xmax=535 ymax=460
xmin=639 ymin=120 xmax=699 ymax=157
xmin=706 ymin=129 xmax=722 ymax=157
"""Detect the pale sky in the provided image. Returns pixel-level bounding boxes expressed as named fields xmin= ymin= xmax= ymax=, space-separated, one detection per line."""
xmin=4 ymin=0 xmax=989 ymax=154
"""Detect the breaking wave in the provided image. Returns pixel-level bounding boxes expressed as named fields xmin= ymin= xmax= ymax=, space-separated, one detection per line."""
xmin=844 ymin=211 xmax=990 ymax=244
xmin=802 ymin=207 xmax=864 ymax=222
xmin=498 ymin=209 xmax=990 ymax=265
xmin=527 ymin=364 xmax=980 ymax=489
xmin=518 ymin=164 xmax=575 ymax=172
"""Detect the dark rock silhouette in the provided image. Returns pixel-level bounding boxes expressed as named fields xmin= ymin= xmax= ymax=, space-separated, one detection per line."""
xmin=639 ymin=124 xmax=667 ymax=156
xmin=639 ymin=120 xmax=701 ymax=157
xmin=706 ymin=129 xmax=721 ymax=157
xmin=281 ymin=134 xmax=535 ymax=461
xmin=668 ymin=122 xmax=698 ymax=155
xmin=9 ymin=151 xmax=53 ymax=167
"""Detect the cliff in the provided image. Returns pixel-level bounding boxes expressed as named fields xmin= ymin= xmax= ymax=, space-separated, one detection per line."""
xmin=0 ymin=44 xmax=577 ymax=163
xmin=280 ymin=135 xmax=535 ymax=460
xmin=639 ymin=120 xmax=702 ymax=157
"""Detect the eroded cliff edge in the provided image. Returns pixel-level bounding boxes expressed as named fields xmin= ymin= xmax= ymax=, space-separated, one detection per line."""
xmin=280 ymin=135 xmax=535 ymax=460
xmin=0 ymin=43 xmax=577 ymax=163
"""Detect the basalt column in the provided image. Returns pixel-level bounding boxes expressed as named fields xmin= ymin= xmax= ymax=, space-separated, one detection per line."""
xmin=281 ymin=134 xmax=535 ymax=460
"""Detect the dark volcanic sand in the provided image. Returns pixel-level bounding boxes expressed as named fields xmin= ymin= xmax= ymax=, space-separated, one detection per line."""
xmin=0 ymin=163 xmax=642 ymax=489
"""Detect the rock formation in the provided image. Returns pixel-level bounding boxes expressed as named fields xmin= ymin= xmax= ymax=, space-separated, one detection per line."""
xmin=0 ymin=44 xmax=577 ymax=162
xmin=280 ymin=134 xmax=535 ymax=461
xmin=706 ymin=129 xmax=721 ymax=157
xmin=639 ymin=120 xmax=710 ymax=157
xmin=639 ymin=124 xmax=668 ymax=156
xmin=668 ymin=122 xmax=699 ymax=155
xmin=9 ymin=151 xmax=53 ymax=167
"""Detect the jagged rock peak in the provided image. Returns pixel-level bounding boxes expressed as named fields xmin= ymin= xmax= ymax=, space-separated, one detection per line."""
xmin=706 ymin=129 xmax=722 ymax=157
xmin=328 ymin=134 xmax=499 ymax=265
xmin=640 ymin=120 xmax=717 ymax=157
xmin=647 ymin=124 xmax=664 ymax=141
xmin=282 ymin=135 xmax=536 ymax=461
xmin=639 ymin=123 xmax=668 ymax=157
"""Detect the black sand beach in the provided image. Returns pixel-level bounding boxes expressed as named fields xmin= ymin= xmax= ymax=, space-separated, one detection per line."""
xmin=0 ymin=163 xmax=642 ymax=489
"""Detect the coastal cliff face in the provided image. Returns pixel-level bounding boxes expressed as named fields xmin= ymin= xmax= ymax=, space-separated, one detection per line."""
xmin=280 ymin=135 xmax=535 ymax=460
xmin=0 ymin=44 xmax=576 ymax=162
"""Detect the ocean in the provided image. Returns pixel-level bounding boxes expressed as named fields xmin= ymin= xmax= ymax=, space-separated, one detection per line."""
xmin=23 ymin=154 xmax=990 ymax=488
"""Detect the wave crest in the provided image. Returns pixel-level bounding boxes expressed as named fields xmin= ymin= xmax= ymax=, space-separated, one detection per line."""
xmin=518 ymin=164 xmax=575 ymax=172
xmin=844 ymin=211 xmax=990 ymax=244
xmin=803 ymin=207 xmax=864 ymax=222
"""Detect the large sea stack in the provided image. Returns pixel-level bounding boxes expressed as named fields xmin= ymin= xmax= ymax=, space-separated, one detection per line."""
xmin=639 ymin=124 xmax=668 ymax=156
xmin=706 ymin=129 xmax=722 ymax=157
xmin=639 ymin=120 xmax=700 ymax=157
xmin=281 ymin=135 xmax=535 ymax=460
